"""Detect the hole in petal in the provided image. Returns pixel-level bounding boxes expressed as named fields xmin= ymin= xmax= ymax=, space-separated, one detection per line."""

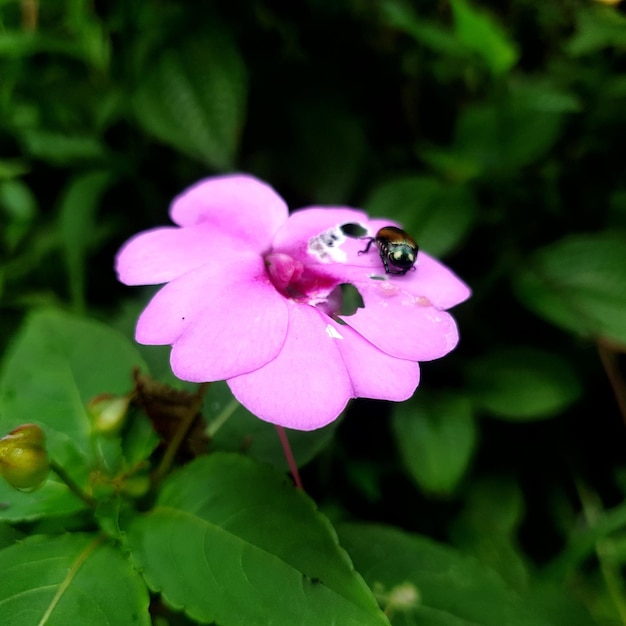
xmin=335 ymin=283 xmax=364 ymax=318
xmin=340 ymin=222 xmax=368 ymax=238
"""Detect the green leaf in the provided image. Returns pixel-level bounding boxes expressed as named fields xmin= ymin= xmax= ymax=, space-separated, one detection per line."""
xmin=509 ymin=78 xmax=582 ymax=114
xmin=337 ymin=523 xmax=553 ymax=626
xmin=457 ymin=102 xmax=564 ymax=173
xmin=364 ymin=176 xmax=475 ymax=257
xmin=467 ymin=347 xmax=581 ymax=421
xmin=0 ymin=476 xmax=86 ymax=523
xmin=133 ymin=27 xmax=247 ymax=170
xmin=0 ymin=179 xmax=38 ymax=251
xmin=0 ymin=159 xmax=30 ymax=179
xmin=514 ymin=232 xmax=626 ymax=344
xmin=450 ymin=0 xmax=519 ymax=76
xmin=0 ymin=534 xmax=150 ymax=625
xmin=58 ymin=170 xmax=112 ymax=312
xmin=207 ymin=381 xmax=339 ymax=471
xmin=18 ymin=130 xmax=107 ymax=165
xmin=567 ymin=6 xmax=626 ymax=56
xmin=381 ymin=1 xmax=466 ymax=58
xmin=450 ymin=477 xmax=529 ymax=591
xmin=0 ymin=309 xmax=148 ymax=476
xmin=392 ymin=392 xmax=476 ymax=496
xmin=125 ymin=453 xmax=389 ymax=626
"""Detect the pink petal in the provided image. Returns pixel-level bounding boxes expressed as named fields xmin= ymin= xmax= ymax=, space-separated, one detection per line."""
xmin=115 ymin=224 xmax=245 ymax=286
xmin=399 ymin=253 xmax=471 ymax=309
xmin=323 ymin=252 xmax=470 ymax=311
xmin=135 ymin=253 xmax=289 ymax=381
xmin=227 ymin=302 xmax=353 ymax=430
xmin=169 ymin=174 xmax=288 ymax=250
xmin=340 ymin=281 xmax=460 ymax=361
xmin=328 ymin=319 xmax=421 ymax=401
xmin=272 ymin=207 xmax=369 ymax=256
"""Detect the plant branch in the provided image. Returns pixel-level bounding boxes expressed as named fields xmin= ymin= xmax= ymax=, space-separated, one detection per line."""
xmin=153 ymin=382 xmax=209 ymax=483
xmin=49 ymin=460 xmax=97 ymax=508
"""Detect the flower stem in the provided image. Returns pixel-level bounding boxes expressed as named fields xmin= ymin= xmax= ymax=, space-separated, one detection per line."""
xmin=275 ymin=426 xmax=303 ymax=489
xmin=49 ymin=460 xmax=96 ymax=508
xmin=153 ymin=382 xmax=209 ymax=483
xmin=597 ymin=340 xmax=626 ymax=427
xmin=207 ymin=398 xmax=239 ymax=437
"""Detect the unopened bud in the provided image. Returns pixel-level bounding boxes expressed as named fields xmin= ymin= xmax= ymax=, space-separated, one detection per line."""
xmin=88 ymin=393 xmax=131 ymax=435
xmin=0 ymin=424 xmax=50 ymax=491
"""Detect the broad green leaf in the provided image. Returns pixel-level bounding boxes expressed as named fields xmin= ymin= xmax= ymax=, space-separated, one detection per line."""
xmin=467 ymin=347 xmax=581 ymax=421
xmin=450 ymin=0 xmax=519 ymax=76
xmin=509 ymin=78 xmax=582 ymax=114
xmin=0 ymin=179 xmax=38 ymax=251
xmin=567 ymin=6 xmax=626 ymax=56
xmin=392 ymin=392 xmax=476 ymax=496
xmin=58 ymin=170 xmax=112 ymax=312
xmin=121 ymin=407 xmax=160 ymax=470
xmin=364 ymin=176 xmax=475 ymax=257
xmin=0 ymin=159 xmax=30 ymax=179
xmin=0 ymin=476 xmax=86 ymax=523
xmin=133 ymin=27 xmax=247 ymax=170
xmin=337 ymin=523 xmax=552 ymax=626
xmin=207 ymin=381 xmax=340 ymax=471
xmin=514 ymin=232 xmax=626 ymax=344
xmin=381 ymin=1 xmax=466 ymax=58
xmin=421 ymin=100 xmax=565 ymax=179
xmin=450 ymin=477 xmax=529 ymax=591
xmin=18 ymin=129 xmax=107 ymax=165
xmin=125 ymin=453 xmax=389 ymax=626
xmin=0 ymin=534 xmax=150 ymax=625
xmin=0 ymin=309 xmax=148 ymax=473
xmin=455 ymin=102 xmax=564 ymax=174
xmin=64 ymin=1 xmax=111 ymax=72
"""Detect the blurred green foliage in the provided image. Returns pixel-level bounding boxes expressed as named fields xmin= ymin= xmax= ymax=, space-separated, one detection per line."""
xmin=1 ymin=0 xmax=626 ymax=624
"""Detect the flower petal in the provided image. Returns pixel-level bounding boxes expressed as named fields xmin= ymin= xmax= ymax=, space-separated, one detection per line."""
xmin=399 ymin=253 xmax=471 ymax=309
xmin=135 ymin=253 xmax=289 ymax=381
xmin=170 ymin=174 xmax=288 ymax=251
xmin=322 ymin=250 xmax=470 ymax=311
xmin=272 ymin=207 xmax=369 ymax=256
xmin=115 ymin=224 xmax=244 ymax=286
xmin=227 ymin=303 xmax=353 ymax=430
xmin=340 ymin=281 xmax=460 ymax=361
xmin=328 ymin=319 xmax=421 ymax=401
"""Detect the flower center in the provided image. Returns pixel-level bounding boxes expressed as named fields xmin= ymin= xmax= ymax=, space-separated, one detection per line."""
xmin=265 ymin=252 xmax=339 ymax=309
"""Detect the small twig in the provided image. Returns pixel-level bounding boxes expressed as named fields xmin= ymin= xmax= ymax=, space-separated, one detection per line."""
xmin=21 ymin=0 xmax=39 ymax=31
xmin=153 ymin=382 xmax=209 ymax=482
xmin=275 ymin=426 xmax=303 ymax=489
xmin=597 ymin=340 xmax=626 ymax=428
xmin=49 ymin=460 xmax=97 ymax=508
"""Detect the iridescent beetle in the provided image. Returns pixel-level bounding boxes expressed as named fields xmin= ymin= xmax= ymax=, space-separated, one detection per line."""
xmin=358 ymin=226 xmax=418 ymax=275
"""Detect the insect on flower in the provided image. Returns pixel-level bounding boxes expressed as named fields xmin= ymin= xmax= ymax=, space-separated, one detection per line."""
xmin=358 ymin=226 xmax=419 ymax=275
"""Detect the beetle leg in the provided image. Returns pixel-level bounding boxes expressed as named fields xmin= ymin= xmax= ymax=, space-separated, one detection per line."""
xmin=357 ymin=237 xmax=376 ymax=255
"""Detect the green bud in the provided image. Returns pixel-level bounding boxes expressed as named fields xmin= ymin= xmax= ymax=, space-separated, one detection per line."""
xmin=0 ymin=424 xmax=50 ymax=491
xmin=88 ymin=393 xmax=131 ymax=435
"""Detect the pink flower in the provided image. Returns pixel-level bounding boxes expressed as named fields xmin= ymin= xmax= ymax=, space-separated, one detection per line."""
xmin=115 ymin=174 xmax=470 ymax=431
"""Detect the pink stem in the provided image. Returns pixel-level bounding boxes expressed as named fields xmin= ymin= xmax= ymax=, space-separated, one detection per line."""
xmin=275 ymin=426 xmax=303 ymax=489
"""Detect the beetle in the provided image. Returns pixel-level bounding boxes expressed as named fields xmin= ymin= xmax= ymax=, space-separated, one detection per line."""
xmin=358 ymin=226 xmax=418 ymax=275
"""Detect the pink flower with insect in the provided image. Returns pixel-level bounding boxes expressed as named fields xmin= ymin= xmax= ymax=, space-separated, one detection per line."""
xmin=115 ymin=174 xmax=470 ymax=430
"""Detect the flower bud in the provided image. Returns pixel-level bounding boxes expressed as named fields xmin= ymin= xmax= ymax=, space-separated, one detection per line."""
xmin=0 ymin=424 xmax=50 ymax=491
xmin=88 ymin=393 xmax=131 ymax=435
